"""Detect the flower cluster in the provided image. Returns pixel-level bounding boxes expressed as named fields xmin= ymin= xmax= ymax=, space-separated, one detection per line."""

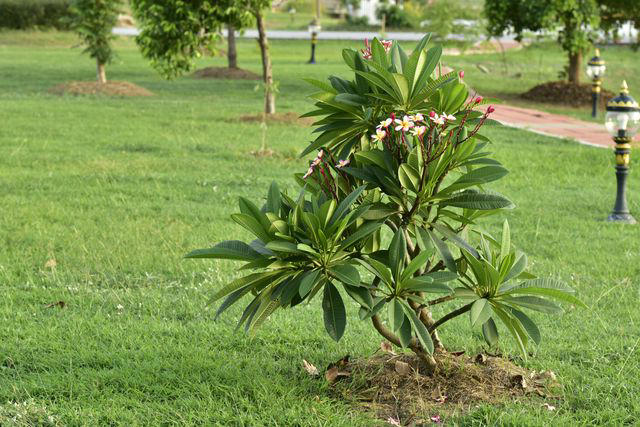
xmin=361 ymin=39 xmax=393 ymax=60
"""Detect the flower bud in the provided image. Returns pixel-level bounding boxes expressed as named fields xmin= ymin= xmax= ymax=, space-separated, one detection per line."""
xmin=474 ymin=96 xmax=483 ymax=104
xmin=459 ymin=70 xmax=465 ymax=79
xmin=487 ymin=105 xmax=495 ymax=114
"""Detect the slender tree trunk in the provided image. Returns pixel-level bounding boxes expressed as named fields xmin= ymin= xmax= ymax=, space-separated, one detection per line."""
xmin=568 ymin=51 xmax=581 ymax=85
xmin=227 ymin=23 xmax=237 ymax=69
xmin=255 ymin=10 xmax=275 ymax=115
xmin=96 ymin=60 xmax=106 ymax=84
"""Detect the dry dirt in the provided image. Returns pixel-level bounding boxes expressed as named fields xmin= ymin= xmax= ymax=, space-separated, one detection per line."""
xmin=192 ymin=66 xmax=260 ymax=80
xmin=521 ymin=80 xmax=615 ymax=108
xmin=49 ymin=81 xmax=153 ymax=97
xmin=326 ymin=352 xmax=561 ymax=425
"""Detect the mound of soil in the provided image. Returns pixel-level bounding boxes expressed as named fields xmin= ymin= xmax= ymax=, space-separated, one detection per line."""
xmin=192 ymin=67 xmax=259 ymax=80
xmin=236 ymin=112 xmax=315 ymax=127
xmin=521 ymin=81 xmax=615 ymax=108
xmin=330 ymin=352 xmax=560 ymax=424
xmin=49 ymin=81 xmax=153 ymax=97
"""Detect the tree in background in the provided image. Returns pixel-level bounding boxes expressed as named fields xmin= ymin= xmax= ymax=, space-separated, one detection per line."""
xmin=132 ymin=0 xmax=276 ymax=114
xmin=66 ymin=0 xmax=123 ymax=84
xmin=598 ymin=0 xmax=640 ymax=45
xmin=485 ymin=0 xmax=599 ymax=85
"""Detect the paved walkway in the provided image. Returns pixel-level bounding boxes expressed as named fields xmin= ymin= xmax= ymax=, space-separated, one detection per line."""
xmin=490 ymin=105 xmax=626 ymax=149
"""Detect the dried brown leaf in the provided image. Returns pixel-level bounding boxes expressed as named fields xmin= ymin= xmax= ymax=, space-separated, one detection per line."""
xmin=302 ymin=359 xmax=319 ymax=377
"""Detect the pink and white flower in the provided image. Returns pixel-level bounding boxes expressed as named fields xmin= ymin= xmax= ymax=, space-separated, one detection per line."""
xmin=303 ymin=167 xmax=314 ymax=179
xmin=377 ymin=118 xmax=392 ymax=129
xmin=429 ymin=113 xmax=444 ymax=125
xmin=380 ymin=39 xmax=393 ymax=52
xmin=394 ymin=115 xmax=414 ymax=132
xmin=371 ymin=129 xmax=387 ymax=143
xmin=410 ymin=125 xmax=427 ymax=137
xmin=336 ymin=158 xmax=350 ymax=168
xmin=443 ymin=113 xmax=456 ymax=122
xmin=411 ymin=113 xmax=424 ymax=122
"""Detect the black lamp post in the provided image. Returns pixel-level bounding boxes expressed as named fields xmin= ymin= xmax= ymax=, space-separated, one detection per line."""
xmin=586 ymin=48 xmax=606 ymax=118
xmin=307 ymin=19 xmax=321 ymax=64
xmin=605 ymin=80 xmax=640 ymax=224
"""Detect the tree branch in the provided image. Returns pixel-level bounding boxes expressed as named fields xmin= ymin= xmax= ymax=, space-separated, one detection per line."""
xmin=429 ymin=302 xmax=474 ymax=332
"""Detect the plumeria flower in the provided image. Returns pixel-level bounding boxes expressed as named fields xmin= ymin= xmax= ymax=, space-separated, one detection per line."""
xmin=377 ymin=118 xmax=392 ymax=129
xmin=430 ymin=415 xmax=442 ymax=424
xmin=380 ymin=39 xmax=393 ymax=52
xmin=443 ymin=113 xmax=456 ymax=122
xmin=303 ymin=167 xmax=314 ymax=179
xmin=459 ymin=70 xmax=465 ymax=79
xmin=361 ymin=39 xmax=372 ymax=60
xmin=336 ymin=158 xmax=350 ymax=169
xmin=371 ymin=129 xmax=387 ymax=143
xmin=411 ymin=113 xmax=424 ymax=122
xmin=394 ymin=115 xmax=414 ymax=132
xmin=429 ymin=113 xmax=444 ymax=125
xmin=410 ymin=125 xmax=426 ymax=137
xmin=310 ymin=150 xmax=324 ymax=167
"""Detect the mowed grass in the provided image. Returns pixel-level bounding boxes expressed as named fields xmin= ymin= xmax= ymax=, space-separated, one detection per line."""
xmin=0 ymin=31 xmax=639 ymax=425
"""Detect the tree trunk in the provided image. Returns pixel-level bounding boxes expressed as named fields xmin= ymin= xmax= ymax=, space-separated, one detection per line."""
xmin=255 ymin=10 xmax=275 ymax=115
xmin=568 ymin=51 xmax=581 ymax=85
xmin=96 ymin=60 xmax=106 ymax=84
xmin=227 ymin=24 xmax=237 ymax=69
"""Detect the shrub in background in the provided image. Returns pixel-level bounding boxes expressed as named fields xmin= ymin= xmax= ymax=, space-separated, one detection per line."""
xmin=187 ymin=35 xmax=583 ymax=372
xmin=0 ymin=0 xmax=71 ymax=30
xmin=376 ymin=1 xmax=412 ymax=29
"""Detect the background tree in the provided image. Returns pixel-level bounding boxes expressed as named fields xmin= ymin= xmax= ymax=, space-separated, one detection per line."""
xmin=598 ymin=0 xmax=640 ymax=45
xmin=485 ymin=0 xmax=599 ymax=85
xmin=66 ymin=0 xmax=123 ymax=84
xmin=131 ymin=0 xmax=276 ymax=114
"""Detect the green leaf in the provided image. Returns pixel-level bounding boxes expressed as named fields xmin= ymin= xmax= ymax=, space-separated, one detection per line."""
xmin=338 ymin=222 xmax=383 ymax=250
xmin=431 ymin=223 xmax=479 ymax=259
xmin=502 ymin=279 xmax=585 ymax=307
xmin=185 ymin=240 xmax=262 ymax=261
xmin=266 ymin=181 xmax=281 ymax=214
xmin=500 ymin=219 xmax=510 ymax=261
xmin=440 ymin=165 xmax=509 ymax=194
xmin=389 ymin=229 xmax=407 ymax=280
xmin=502 ymin=295 xmax=564 ymax=315
xmin=400 ymin=249 xmax=433 ymax=283
xmin=265 ymin=240 xmax=301 ymax=254
xmin=388 ymin=299 xmax=405 ymax=332
xmin=404 ymin=278 xmax=452 ymax=293
xmin=470 ymin=298 xmax=493 ymax=328
xmin=239 ymin=197 xmax=271 ymax=231
xmin=303 ymin=78 xmax=338 ymax=94
xmin=356 ymin=258 xmax=393 ymax=286
xmin=503 ymin=253 xmax=527 ymax=283
xmin=398 ymin=163 xmax=421 ymax=193
xmin=330 ymin=264 xmax=361 ymax=287
xmin=482 ymin=318 xmax=499 ymax=346
xmin=398 ymin=314 xmax=413 ymax=348
xmin=209 ymin=271 xmax=278 ymax=305
xmin=492 ymin=305 xmax=528 ymax=358
xmin=427 ymin=229 xmax=457 ymax=273
xmin=330 ymin=185 xmax=366 ymax=225
xmin=508 ymin=307 xmax=541 ymax=345
xmin=322 ymin=282 xmax=347 ymax=342
xmin=441 ymin=190 xmax=515 ymax=210
xmin=299 ymin=270 xmax=321 ymax=297
xmin=401 ymin=302 xmax=434 ymax=354
xmin=344 ymin=283 xmax=373 ymax=309
xmin=231 ymin=213 xmax=271 ymax=242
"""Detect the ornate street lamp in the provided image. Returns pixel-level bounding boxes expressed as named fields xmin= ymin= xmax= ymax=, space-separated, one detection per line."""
xmin=586 ymin=48 xmax=606 ymax=118
xmin=605 ymin=80 xmax=640 ymax=223
xmin=307 ymin=19 xmax=321 ymax=64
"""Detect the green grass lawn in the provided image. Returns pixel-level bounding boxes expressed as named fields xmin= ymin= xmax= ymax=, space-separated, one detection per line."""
xmin=1 ymin=31 xmax=640 ymax=425
xmin=447 ymin=41 xmax=640 ymax=124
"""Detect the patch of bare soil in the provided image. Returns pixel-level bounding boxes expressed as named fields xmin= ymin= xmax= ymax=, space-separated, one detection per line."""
xmin=522 ymin=81 xmax=615 ymax=108
xmin=326 ymin=352 xmax=561 ymax=425
xmin=237 ymin=112 xmax=315 ymax=127
xmin=49 ymin=81 xmax=153 ymax=97
xmin=192 ymin=66 xmax=260 ymax=80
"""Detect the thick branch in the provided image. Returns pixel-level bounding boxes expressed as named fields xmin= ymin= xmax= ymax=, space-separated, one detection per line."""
xmin=371 ymin=313 xmax=401 ymax=347
xmin=429 ymin=302 xmax=473 ymax=332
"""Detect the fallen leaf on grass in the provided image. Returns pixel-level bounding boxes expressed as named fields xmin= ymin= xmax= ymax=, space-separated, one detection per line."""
xmin=44 ymin=301 xmax=65 ymax=309
xmin=44 ymin=259 xmax=57 ymax=269
xmin=542 ymin=403 xmax=556 ymax=411
xmin=430 ymin=414 xmax=442 ymax=424
xmin=325 ymin=366 xmax=350 ymax=384
xmin=386 ymin=416 xmax=401 ymax=426
xmin=302 ymin=359 xmax=319 ymax=377
xmin=394 ymin=360 xmax=411 ymax=376
xmin=381 ymin=341 xmax=396 ymax=355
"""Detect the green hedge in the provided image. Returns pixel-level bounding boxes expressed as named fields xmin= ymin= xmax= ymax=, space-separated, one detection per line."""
xmin=0 ymin=0 xmax=72 ymax=30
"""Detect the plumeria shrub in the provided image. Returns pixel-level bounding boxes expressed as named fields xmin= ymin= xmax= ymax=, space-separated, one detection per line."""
xmin=187 ymin=35 xmax=583 ymax=371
